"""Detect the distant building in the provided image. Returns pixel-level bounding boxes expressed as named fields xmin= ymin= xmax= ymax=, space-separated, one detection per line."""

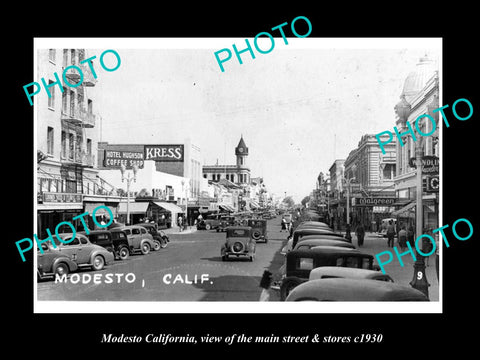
xmin=202 ymin=136 xmax=251 ymax=185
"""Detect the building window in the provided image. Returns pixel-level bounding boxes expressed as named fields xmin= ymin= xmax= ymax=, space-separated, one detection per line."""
xmin=47 ymin=80 xmax=55 ymax=109
xmin=88 ymin=99 xmax=93 ymax=114
xmin=62 ymin=87 xmax=67 ymax=114
xmin=48 ymin=49 xmax=56 ymax=64
xmin=231 ymin=174 xmax=235 ymax=183
xmin=68 ymin=133 xmax=75 ymax=160
xmin=87 ymin=138 xmax=92 ymax=155
xmin=63 ymin=49 xmax=68 ymax=67
xmin=71 ymin=49 xmax=76 ymax=65
xmin=61 ymin=131 xmax=67 ymax=158
xmin=203 ymin=174 xmax=207 ymax=179
xmin=47 ymin=127 xmax=54 ymax=155
xmin=70 ymin=90 xmax=75 ymax=116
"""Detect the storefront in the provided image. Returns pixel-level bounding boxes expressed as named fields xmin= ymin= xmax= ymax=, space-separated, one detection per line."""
xmin=117 ymin=201 xmax=149 ymax=225
xmin=37 ymin=192 xmax=84 ymax=238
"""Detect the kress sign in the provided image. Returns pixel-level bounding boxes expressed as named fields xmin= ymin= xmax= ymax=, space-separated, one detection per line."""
xmin=144 ymin=145 xmax=184 ymax=162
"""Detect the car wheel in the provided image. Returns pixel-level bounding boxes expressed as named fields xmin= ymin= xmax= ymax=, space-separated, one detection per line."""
xmin=280 ymin=277 xmax=304 ymax=301
xmin=141 ymin=242 xmax=151 ymax=255
xmin=92 ymin=255 xmax=105 ymax=271
xmin=54 ymin=262 xmax=69 ymax=277
xmin=252 ymin=231 xmax=261 ymax=240
xmin=118 ymin=246 xmax=130 ymax=260
xmin=153 ymin=240 xmax=161 ymax=251
xmin=205 ymin=224 xmax=211 ymax=230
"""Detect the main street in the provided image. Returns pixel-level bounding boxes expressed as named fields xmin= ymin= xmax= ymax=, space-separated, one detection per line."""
xmin=37 ymin=217 xmax=287 ymax=302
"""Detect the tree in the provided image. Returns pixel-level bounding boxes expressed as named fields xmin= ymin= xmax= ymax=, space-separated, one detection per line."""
xmin=282 ymin=196 xmax=295 ymax=208
xmin=301 ymin=195 xmax=311 ymax=207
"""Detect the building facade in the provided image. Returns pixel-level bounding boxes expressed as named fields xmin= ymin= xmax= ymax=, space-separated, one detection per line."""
xmin=344 ymin=134 xmax=396 ymax=230
xmin=202 ymin=136 xmax=251 ymax=185
xmin=391 ymin=55 xmax=439 ymax=233
xmin=36 ymin=48 xmax=105 ymax=237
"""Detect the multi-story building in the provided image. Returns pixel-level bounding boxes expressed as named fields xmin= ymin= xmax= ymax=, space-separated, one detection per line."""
xmin=391 ymin=55 xmax=439 ymax=232
xmin=202 ymin=136 xmax=251 ymax=186
xmin=343 ymin=134 xmax=396 ymax=230
xmin=36 ymin=48 xmax=106 ymax=237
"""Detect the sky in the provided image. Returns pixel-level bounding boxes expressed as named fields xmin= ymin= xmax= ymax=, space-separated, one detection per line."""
xmin=73 ymin=38 xmax=441 ymax=203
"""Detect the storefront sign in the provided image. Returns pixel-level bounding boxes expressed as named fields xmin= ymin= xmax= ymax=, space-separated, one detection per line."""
xmin=104 ymin=150 xmax=145 ymax=169
xmin=144 ymin=145 xmax=184 ymax=162
xmin=356 ymin=197 xmax=395 ymax=206
xmin=409 ymin=155 xmax=439 ymax=174
xmin=43 ymin=192 xmax=83 ymax=203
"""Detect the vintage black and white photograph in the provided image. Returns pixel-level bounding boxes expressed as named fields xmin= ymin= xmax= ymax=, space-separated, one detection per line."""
xmin=33 ymin=38 xmax=442 ymax=313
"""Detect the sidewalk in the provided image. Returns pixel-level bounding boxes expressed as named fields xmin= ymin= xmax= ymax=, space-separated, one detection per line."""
xmin=162 ymin=226 xmax=197 ymax=235
xmin=345 ymin=231 xmax=440 ymax=301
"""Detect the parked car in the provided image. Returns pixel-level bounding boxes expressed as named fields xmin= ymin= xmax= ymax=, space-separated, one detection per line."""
xmin=221 ymin=226 xmax=256 ymax=261
xmin=247 ymin=219 xmax=268 ymax=243
xmin=121 ymin=225 xmax=155 ymax=255
xmin=308 ymin=266 xmax=394 ymax=282
xmin=293 ymin=239 xmax=357 ymax=251
xmin=79 ymin=229 xmax=129 ymax=261
xmin=136 ymin=222 xmax=168 ymax=250
xmin=42 ymin=233 xmax=115 ymax=271
xmin=286 ymin=278 xmax=428 ymax=301
xmin=279 ymin=246 xmax=376 ymax=300
xmin=109 ymin=228 xmax=131 ymax=260
xmin=291 ymin=228 xmax=345 ymax=249
xmin=282 ymin=234 xmax=352 ymax=254
xmin=37 ymin=244 xmax=78 ymax=280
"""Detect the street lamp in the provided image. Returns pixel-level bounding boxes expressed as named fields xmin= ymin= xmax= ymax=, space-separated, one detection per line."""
xmin=344 ymin=176 xmax=356 ymax=226
xmin=410 ymin=127 xmax=430 ymax=298
xmin=120 ymin=164 xmax=138 ymax=225
xmin=181 ymin=179 xmax=190 ymax=228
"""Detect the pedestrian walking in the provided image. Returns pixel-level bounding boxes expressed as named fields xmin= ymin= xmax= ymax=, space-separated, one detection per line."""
xmin=398 ymin=225 xmax=407 ymax=251
xmin=178 ymin=215 xmax=183 ymax=232
xmin=345 ymin=223 xmax=352 ymax=243
xmin=355 ymin=223 xmax=365 ymax=247
xmin=386 ymin=220 xmax=395 ymax=248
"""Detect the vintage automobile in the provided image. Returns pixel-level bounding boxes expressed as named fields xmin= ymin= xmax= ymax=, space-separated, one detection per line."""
xmin=221 ymin=226 xmax=256 ymax=261
xmin=37 ymin=244 xmax=78 ymax=280
xmin=78 ymin=229 xmax=130 ymax=260
xmin=293 ymin=238 xmax=357 ymax=251
xmin=121 ymin=225 xmax=155 ymax=255
xmin=247 ymin=219 xmax=268 ymax=243
xmin=291 ymin=228 xmax=345 ymax=249
xmin=279 ymin=246 xmax=377 ymax=300
xmin=217 ymin=216 xmax=236 ymax=232
xmin=109 ymin=228 xmax=131 ymax=260
xmin=296 ymin=221 xmax=332 ymax=230
xmin=42 ymin=233 xmax=115 ymax=271
xmin=285 ymin=278 xmax=428 ymax=301
xmin=282 ymin=233 xmax=352 ymax=254
xmin=136 ymin=222 xmax=169 ymax=250
xmin=197 ymin=213 xmax=227 ymax=230
xmin=308 ymin=266 xmax=394 ymax=282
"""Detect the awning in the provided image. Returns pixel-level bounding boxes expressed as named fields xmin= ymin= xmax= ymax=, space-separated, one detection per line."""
xmin=83 ymin=202 xmax=116 ymax=217
xmin=219 ymin=204 xmax=235 ymax=212
xmin=250 ymin=200 xmax=260 ymax=209
xmin=118 ymin=202 xmax=149 ymax=214
xmin=391 ymin=201 xmax=416 ymax=217
xmin=153 ymin=202 xmax=183 ymax=213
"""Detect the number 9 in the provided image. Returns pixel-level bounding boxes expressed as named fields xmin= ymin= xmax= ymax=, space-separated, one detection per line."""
xmin=417 ymin=271 xmax=423 ymax=280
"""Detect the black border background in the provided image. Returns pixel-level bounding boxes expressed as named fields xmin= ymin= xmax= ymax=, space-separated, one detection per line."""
xmin=8 ymin=4 xmax=478 ymax=354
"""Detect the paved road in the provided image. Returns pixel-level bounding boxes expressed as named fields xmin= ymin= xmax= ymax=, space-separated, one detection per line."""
xmin=37 ymin=217 xmax=288 ymax=302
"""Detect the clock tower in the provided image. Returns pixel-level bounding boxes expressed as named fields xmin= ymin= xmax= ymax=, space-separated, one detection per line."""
xmin=235 ymin=135 xmax=248 ymax=167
